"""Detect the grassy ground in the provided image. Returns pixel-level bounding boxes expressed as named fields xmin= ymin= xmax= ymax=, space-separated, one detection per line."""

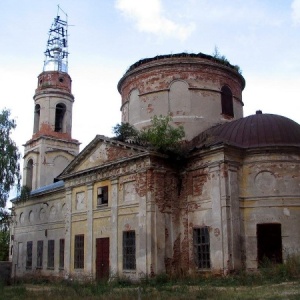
xmin=2 ymin=258 xmax=300 ymax=300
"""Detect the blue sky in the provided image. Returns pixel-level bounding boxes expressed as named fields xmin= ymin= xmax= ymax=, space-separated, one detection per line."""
xmin=1 ymin=0 xmax=300 ymax=157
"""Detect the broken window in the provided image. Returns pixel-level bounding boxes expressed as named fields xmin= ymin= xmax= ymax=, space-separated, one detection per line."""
xmin=123 ymin=231 xmax=136 ymax=270
xmin=257 ymin=223 xmax=283 ymax=266
xmin=221 ymin=85 xmax=234 ymax=117
xmin=47 ymin=240 xmax=55 ymax=269
xmin=193 ymin=227 xmax=211 ymax=269
xmin=37 ymin=240 xmax=43 ymax=268
xmin=59 ymin=239 xmax=65 ymax=269
xmin=55 ymin=103 xmax=66 ymax=132
xmin=97 ymin=186 xmax=108 ymax=206
xmin=74 ymin=234 xmax=84 ymax=269
xmin=26 ymin=241 xmax=33 ymax=269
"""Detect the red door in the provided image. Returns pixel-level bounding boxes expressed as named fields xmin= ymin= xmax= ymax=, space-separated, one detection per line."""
xmin=96 ymin=238 xmax=109 ymax=280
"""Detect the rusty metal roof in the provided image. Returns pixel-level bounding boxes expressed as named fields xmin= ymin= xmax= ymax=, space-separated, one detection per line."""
xmin=192 ymin=113 xmax=300 ymax=149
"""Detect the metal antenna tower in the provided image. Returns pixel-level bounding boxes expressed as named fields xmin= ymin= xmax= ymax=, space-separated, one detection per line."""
xmin=43 ymin=5 xmax=69 ymax=73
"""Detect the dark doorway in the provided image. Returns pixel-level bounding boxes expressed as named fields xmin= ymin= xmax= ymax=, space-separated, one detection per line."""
xmin=96 ymin=238 xmax=109 ymax=280
xmin=257 ymin=223 xmax=282 ymax=266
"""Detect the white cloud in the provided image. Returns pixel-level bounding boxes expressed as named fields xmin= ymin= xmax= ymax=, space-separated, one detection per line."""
xmin=115 ymin=0 xmax=195 ymax=40
xmin=292 ymin=0 xmax=300 ymax=25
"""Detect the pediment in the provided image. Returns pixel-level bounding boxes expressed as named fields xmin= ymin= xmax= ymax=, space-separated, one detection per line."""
xmin=59 ymin=135 xmax=148 ymax=178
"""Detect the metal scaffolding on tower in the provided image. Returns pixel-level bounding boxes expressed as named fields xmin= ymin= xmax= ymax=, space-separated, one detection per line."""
xmin=43 ymin=6 xmax=69 ymax=73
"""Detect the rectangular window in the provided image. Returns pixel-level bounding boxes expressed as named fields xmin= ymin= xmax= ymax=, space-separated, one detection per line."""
xmin=47 ymin=240 xmax=55 ymax=269
xmin=193 ymin=227 xmax=210 ymax=269
xmin=97 ymin=186 xmax=108 ymax=206
xmin=59 ymin=239 xmax=65 ymax=269
xmin=26 ymin=241 xmax=33 ymax=269
xmin=37 ymin=240 xmax=43 ymax=268
xmin=74 ymin=235 xmax=84 ymax=269
xmin=123 ymin=231 xmax=136 ymax=270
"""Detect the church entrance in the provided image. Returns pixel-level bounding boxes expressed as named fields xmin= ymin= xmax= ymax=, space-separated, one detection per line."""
xmin=96 ymin=238 xmax=109 ymax=280
xmin=257 ymin=223 xmax=282 ymax=266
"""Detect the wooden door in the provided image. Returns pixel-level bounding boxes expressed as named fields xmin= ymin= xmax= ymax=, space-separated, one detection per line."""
xmin=96 ymin=238 xmax=109 ymax=280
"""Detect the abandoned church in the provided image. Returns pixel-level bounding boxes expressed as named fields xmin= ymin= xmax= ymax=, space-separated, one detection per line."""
xmin=10 ymin=14 xmax=300 ymax=281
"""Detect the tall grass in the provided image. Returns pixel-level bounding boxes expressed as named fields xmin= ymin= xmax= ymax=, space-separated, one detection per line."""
xmin=2 ymin=255 xmax=300 ymax=300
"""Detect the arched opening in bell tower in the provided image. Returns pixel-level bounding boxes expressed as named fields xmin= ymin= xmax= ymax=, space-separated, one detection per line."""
xmin=33 ymin=104 xmax=40 ymax=133
xmin=55 ymin=103 xmax=66 ymax=132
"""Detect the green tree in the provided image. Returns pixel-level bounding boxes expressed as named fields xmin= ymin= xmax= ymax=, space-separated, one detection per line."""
xmin=0 ymin=109 xmax=21 ymax=208
xmin=139 ymin=115 xmax=185 ymax=153
xmin=0 ymin=210 xmax=10 ymax=261
xmin=113 ymin=116 xmax=185 ymax=157
xmin=112 ymin=122 xmax=139 ymax=142
xmin=0 ymin=109 xmax=21 ymax=260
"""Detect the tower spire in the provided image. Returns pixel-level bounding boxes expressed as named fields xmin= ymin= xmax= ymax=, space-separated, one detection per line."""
xmin=43 ymin=6 xmax=69 ymax=73
xmin=23 ymin=8 xmax=79 ymax=190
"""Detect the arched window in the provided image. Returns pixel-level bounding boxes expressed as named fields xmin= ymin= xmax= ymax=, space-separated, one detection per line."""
xmin=33 ymin=104 xmax=40 ymax=133
xmin=55 ymin=103 xmax=66 ymax=132
xmin=221 ymin=86 xmax=234 ymax=117
xmin=26 ymin=159 xmax=33 ymax=190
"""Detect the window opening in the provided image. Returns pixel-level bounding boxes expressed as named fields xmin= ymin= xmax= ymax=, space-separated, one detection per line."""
xmin=33 ymin=104 xmax=40 ymax=133
xmin=26 ymin=159 xmax=33 ymax=190
xmin=221 ymin=86 xmax=234 ymax=117
xmin=37 ymin=240 xmax=43 ymax=268
xmin=55 ymin=103 xmax=66 ymax=132
xmin=74 ymin=235 xmax=84 ymax=269
xmin=97 ymin=186 xmax=108 ymax=206
xmin=59 ymin=239 xmax=65 ymax=269
xmin=123 ymin=231 xmax=136 ymax=270
xmin=26 ymin=241 xmax=33 ymax=269
xmin=48 ymin=240 xmax=55 ymax=269
xmin=193 ymin=227 xmax=210 ymax=269
xmin=257 ymin=223 xmax=282 ymax=266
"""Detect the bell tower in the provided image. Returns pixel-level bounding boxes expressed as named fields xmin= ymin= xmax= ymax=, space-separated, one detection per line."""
xmin=23 ymin=8 xmax=80 ymax=190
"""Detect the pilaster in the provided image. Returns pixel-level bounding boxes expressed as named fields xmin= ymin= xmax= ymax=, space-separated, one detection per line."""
xmin=110 ymin=178 xmax=119 ymax=277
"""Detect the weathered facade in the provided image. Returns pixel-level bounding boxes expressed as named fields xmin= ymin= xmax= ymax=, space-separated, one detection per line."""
xmin=10 ymin=16 xmax=300 ymax=281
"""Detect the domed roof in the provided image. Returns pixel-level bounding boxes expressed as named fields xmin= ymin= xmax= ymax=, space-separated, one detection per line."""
xmin=192 ymin=112 xmax=300 ymax=149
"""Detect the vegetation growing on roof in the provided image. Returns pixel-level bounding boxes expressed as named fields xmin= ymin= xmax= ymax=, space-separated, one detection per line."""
xmin=113 ymin=115 xmax=185 ymax=155
xmin=212 ymin=46 xmax=242 ymax=74
xmin=124 ymin=50 xmax=242 ymax=75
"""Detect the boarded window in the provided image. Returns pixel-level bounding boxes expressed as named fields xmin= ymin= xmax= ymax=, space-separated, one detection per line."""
xmin=59 ymin=239 xmax=65 ymax=269
xmin=123 ymin=231 xmax=136 ymax=270
xmin=193 ymin=227 xmax=210 ymax=269
xmin=48 ymin=240 xmax=55 ymax=269
xmin=37 ymin=240 xmax=43 ymax=268
xmin=26 ymin=241 xmax=33 ymax=269
xmin=74 ymin=235 xmax=84 ymax=269
xmin=97 ymin=186 xmax=108 ymax=206
xmin=221 ymin=86 xmax=234 ymax=117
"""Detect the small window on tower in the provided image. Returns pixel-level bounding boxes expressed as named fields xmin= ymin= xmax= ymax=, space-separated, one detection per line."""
xmin=26 ymin=159 xmax=33 ymax=190
xmin=34 ymin=104 xmax=40 ymax=133
xmin=97 ymin=186 xmax=108 ymax=206
xmin=221 ymin=86 xmax=234 ymax=117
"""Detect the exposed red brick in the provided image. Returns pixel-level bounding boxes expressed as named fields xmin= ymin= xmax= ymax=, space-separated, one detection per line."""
xmin=31 ymin=123 xmax=74 ymax=141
